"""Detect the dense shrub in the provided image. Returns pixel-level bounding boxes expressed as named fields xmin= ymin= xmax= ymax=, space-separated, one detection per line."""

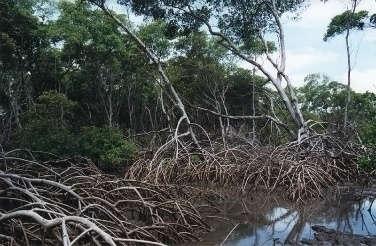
xmin=358 ymin=124 xmax=376 ymax=171
xmin=79 ymin=126 xmax=137 ymax=170
xmin=358 ymin=153 xmax=376 ymax=172
xmin=361 ymin=124 xmax=376 ymax=146
xmin=16 ymin=91 xmax=136 ymax=170
xmin=16 ymin=91 xmax=77 ymax=155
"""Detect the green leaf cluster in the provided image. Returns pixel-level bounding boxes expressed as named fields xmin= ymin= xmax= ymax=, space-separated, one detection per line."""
xmin=16 ymin=91 xmax=77 ymax=155
xmin=79 ymin=126 xmax=137 ymax=170
xmin=324 ymin=10 xmax=368 ymax=41
xmin=16 ymin=91 xmax=137 ymax=169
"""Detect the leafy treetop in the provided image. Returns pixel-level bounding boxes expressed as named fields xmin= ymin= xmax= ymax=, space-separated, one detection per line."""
xmin=324 ymin=10 xmax=368 ymax=41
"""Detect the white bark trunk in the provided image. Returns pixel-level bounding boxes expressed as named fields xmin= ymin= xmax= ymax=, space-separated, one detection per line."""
xmin=95 ymin=3 xmax=201 ymax=149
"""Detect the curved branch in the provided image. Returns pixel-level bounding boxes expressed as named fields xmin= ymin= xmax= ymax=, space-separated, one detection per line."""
xmin=0 ymin=210 xmax=117 ymax=246
xmin=193 ymin=105 xmax=294 ymax=136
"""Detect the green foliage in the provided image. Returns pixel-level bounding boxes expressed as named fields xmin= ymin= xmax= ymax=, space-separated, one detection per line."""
xmin=371 ymin=13 xmax=376 ymax=27
xmin=0 ymin=0 xmax=60 ymax=119
xmin=47 ymin=0 xmax=157 ymax=128
xmin=0 ymin=0 xmax=52 ymax=69
xmin=18 ymin=125 xmax=76 ymax=156
xmin=299 ymin=74 xmax=376 ymax=125
xmin=118 ymin=0 xmax=303 ymax=54
xmin=50 ymin=1 xmax=126 ymax=50
xmin=298 ymin=74 xmax=376 ymax=171
xmin=298 ymin=74 xmax=347 ymax=120
xmin=352 ymin=92 xmax=376 ymax=131
xmin=79 ymin=127 xmax=137 ymax=169
xmin=138 ymin=20 xmax=171 ymax=58
xmin=34 ymin=91 xmax=76 ymax=120
xmin=16 ymin=91 xmax=137 ymax=169
xmin=362 ymin=124 xmax=376 ymax=147
xmin=213 ymin=0 xmax=305 ymax=46
xmin=226 ymin=69 xmax=268 ymax=114
xmin=16 ymin=91 xmax=77 ymax=155
xmin=324 ymin=10 xmax=368 ymax=41
xmin=358 ymin=124 xmax=376 ymax=171
xmin=358 ymin=154 xmax=376 ymax=172
xmin=0 ymin=0 xmax=44 ymax=68
xmin=3 ymin=0 xmax=376 ymax=175
xmin=167 ymin=31 xmax=229 ymax=106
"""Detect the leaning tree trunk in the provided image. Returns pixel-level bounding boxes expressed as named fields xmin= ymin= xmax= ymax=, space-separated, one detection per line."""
xmin=270 ymin=0 xmax=308 ymax=141
xmin=184 ymin=0 xmax=308 ymax=141
xmin=90 ymin=1 xmax=201 ymax=149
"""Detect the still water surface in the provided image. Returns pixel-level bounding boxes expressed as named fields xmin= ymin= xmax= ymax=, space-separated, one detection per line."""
xmin=196 ymin=187 xmax=376 ymax=245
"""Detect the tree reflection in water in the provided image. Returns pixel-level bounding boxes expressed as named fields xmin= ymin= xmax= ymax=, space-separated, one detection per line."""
xmin=197 ymin=187 xmax=376 ymax=245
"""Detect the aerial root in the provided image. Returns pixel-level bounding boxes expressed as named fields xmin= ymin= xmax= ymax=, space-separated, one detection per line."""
xmin=0 ymin=152 xmax=209 ymax=245
xmin=128 ymin=134 xmax=363 ymax=200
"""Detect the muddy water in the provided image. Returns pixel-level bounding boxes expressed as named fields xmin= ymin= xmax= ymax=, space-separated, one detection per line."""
xmin=195 ymin=186 xmax=376 ymax=245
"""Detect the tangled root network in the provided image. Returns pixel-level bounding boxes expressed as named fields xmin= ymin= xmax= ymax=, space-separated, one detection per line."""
xmin=128 ymin=135 xmax=362 ymax=200
xmin=0 ymin=151 xmax=209 ymax=246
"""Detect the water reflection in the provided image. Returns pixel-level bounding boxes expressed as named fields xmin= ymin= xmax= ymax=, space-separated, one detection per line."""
xmin=198 ymin=187 xmax=376 ymax=245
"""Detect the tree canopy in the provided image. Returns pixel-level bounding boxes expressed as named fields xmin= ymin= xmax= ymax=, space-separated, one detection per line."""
xmin=324 ymin=10 xmax=368 ymax=41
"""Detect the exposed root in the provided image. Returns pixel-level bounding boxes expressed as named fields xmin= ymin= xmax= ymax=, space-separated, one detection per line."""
xmin=0 ymin=152 xmax=209 ymax=245
xmin=128 ymin=134 xmax=363 ymax=200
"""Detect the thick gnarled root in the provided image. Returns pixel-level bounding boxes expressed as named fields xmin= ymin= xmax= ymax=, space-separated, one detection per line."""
xmin=0 ymin=152 xmax=209 ymax=245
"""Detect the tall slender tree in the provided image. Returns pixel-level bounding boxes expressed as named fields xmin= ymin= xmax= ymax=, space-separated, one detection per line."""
xmin=324 ymin=0 xmax=368 ymax=127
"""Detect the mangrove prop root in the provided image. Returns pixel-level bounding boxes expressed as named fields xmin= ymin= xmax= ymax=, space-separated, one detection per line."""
xmin=128 ymin=134 xmax=363 ymax=200
xmin=0 ymin=153 xmax=209 ymax=245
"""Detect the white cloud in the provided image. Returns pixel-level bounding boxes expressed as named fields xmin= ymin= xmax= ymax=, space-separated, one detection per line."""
xmin=286 ymin=0 xmax=345 ymax=29
xmin=238 ymin=48 xmax=339 ymax=87
xmin=342 ymin=69 xmax=376 ymax=92
xmin=282 ymin=0 xmax=376 ymax=90
xmin=364 ymin=31 xmax=376 ymax=42
xmin=286 ymin=48 xmax=339 ymax=72
xmin=286 ymin=0 xmax=376 ymax=29
xmin=285 ymin=48 xmax=339 ymax=86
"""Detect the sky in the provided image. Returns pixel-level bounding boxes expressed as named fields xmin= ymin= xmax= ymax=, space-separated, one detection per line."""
xmin=108 ymin=0 xmax=376 ymax=92
xmin=281 ymin=0 xmax=376 ymax=92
